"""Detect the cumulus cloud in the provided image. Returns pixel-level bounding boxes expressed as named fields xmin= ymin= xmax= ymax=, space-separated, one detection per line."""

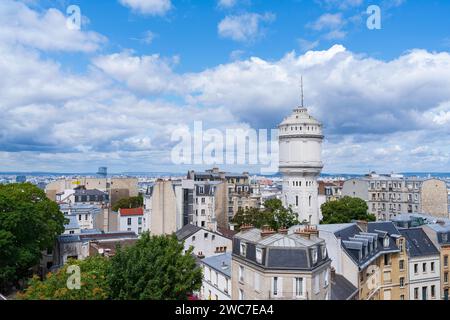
xmin=119 ymin=0 xmax=172 ymax=16
xmin=218 ymin=12 xmax=276 ymax=42
xmin=0 ymin=0 xmax=106 ymax=52
xmin=218 ymin=0 xmax=238 ymax=9
xmin=88 ymin=45 xmax=450 ymax=172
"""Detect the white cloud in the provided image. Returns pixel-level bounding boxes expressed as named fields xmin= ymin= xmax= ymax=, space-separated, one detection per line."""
xmin=119 ymin=0 xmax=172 ymax=16
xmin=297 ymin=38 xmax=320 ymax=52
xmin=308 ymin=13 xmax=345 ymax=31
xmin=0 ymin=0 xmax=106 ymax=52
xmin=218 ymin=12 xmax=276 ymax=42
xmin=218 ymin=0 xmax=237 ymax=9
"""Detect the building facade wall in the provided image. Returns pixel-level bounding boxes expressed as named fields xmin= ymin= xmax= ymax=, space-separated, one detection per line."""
xmin=421 ymin=179 xmax=449 ymax=218
xmin=231 ymin=257 xmax=330 ymax=300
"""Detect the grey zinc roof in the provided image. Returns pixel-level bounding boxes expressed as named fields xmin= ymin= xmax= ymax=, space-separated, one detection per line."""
xmin=176 ymin=224 xmax=202 ymax=241
xmin=74 ymin=189 xmax=107 ymax=196
xmin=400 ymin=228 xmax=440 ymax=258
xmin=368 ymin=222 xmax=401 ymax=236
xmin=201 ymin=253 xmax=232 ymax=278
xmin=331 ymin=274 xmax=358 ymax=300
xmin=65 ymin=215 xmax=79 ymax=230
xmin=238 ymin=228 xmax=323 ymax=247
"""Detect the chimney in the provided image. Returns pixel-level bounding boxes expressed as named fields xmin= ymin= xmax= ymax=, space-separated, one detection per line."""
xmin=240 ymin=224 xmax=254 ymax=232
xmin=261 ymin=225 xmax=276 ymax=238
xmin=355 ymin=220 xmax=368 ymax=232
xmin=331 ymin=267 xmax=336 ymax=281
xmin=295 ymin=225 xmax=319 ymax=240
xmin=437 ymin=220 xmax=445 ymax=226
xmin=278 ymin=227 xmax=289 ymax=235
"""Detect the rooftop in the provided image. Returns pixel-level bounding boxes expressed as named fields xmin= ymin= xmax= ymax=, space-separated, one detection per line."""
xmin=201 ymin=253 xmax=232 ymax=278
xmin=399 ymin=228 xmax=440 ymax=258
xmin=119 ymin=207 xmax=144 ymax=216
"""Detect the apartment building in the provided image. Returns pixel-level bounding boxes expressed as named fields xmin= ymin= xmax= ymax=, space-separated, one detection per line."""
xmin=175 ymin=224 xmax=232 ymax=258
xmin=318 ymin=180 xmax=344 ymax=202
xmin=59 ymin=203 xmax=103 ymax=231
xmin=118 ymin=207 xmax=146 ymax=235
xmin=342 ymin=172 xmax=448 ymax=220
xmin=191 ymin=181 xmax=226 ymax=232
xmin=53 ymin=231 xmax=138 ymax=267
xmin=231 ymin=226 xmax=331 ymax=300
xmin=187 ymin=168 xmax=261 ymax=229
xmin=317 ymin=221 xmax=407 ymax=300
xmin=399 ymin=228 xmax=440 ymax=300
xmin=200 ymin=253 xmax=232 ymax=300
xmin=422 ymin=223 xmax=450 ymax=300
xmin=46 ymin=177 xmax=139 ymax=206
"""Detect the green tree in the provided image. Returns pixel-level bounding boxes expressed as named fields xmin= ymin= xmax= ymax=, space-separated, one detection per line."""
xmin=112 ymin=195 xmax=143 ymax=212
xmin=320 ymin=196 xmax=375 ymax=224
xmin=18 ymin=256 xmax=110 ymax=300
xmin=0 ymin=183 xmax=67 ymax=291
xmin=232 ymin=199 xmax=300 ymax=231
xmin=108 ymin=232 xmax=202 ymax=300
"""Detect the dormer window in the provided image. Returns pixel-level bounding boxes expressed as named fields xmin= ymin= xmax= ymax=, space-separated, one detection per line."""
xmin=322 ymin=246 xmax=327 ymax=258
xmin=256 ymin=248 xmax=263 ymax=264
xmin=240 ymin=243 xmax=247 ymax=256
xmin=384 ymin=237 xmax=389 ymax=248
xmin=443 ymin=233 xmax=448 ymax=243
xmin=312 ymin=248 xmax=318 ymax=264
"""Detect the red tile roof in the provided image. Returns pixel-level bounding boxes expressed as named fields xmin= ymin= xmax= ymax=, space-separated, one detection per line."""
xmin=119 ymin=207 xmax=144 ymax=216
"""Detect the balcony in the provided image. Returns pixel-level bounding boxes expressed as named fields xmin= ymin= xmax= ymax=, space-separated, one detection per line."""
xmin=268 ymin=291 xmax=308 ymax=300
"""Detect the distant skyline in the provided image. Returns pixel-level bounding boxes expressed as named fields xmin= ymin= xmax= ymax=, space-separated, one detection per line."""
xmin=1 ymin=0 xmax=450 ymax=174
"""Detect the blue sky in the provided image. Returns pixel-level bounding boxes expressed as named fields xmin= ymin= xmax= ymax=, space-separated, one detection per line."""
xmin=1 ymin=0 xmax=450 ymax=174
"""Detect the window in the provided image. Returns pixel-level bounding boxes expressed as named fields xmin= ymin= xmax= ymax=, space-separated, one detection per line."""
xmin=383 ymin=237 xmax=389 ymax=248
xmin=322 ymin=246 xmax=327 ymax=258
xmin=295 ymin=196 xmax=299 ymax=207
xmin=238 ymin=289 xmax=244 ymax=300
xmin=201 ymin=209 xmax=206 ymax=216
xmin=127 ymin=218 xmax=132 ymax=226
xmin=399 ymin=260 xmax=405 ymax=271
xmin=314 ymin=275 xmax=320 ymax=294
xmin=443 ymin=233 xmax=449 ymax=242
xmin=422 ymin=287 xmax=427 ymax=300
xmin=414 ymin=264 xmax=418 ymax=274
xmin=201 ymin=197 xmax=205 ymax=204
xmin=431 ymin=285 xmax=436 ymax=299
xmin=400 ymin=294 xmax=405 ymax=300
xmin=414 ymin=288 xmax=419 ymax=300
xmin=324 ymin=269 xmax=329 ymax=287
xmin=204 ymin=232 xmax=208 ymax=239
xmin=399 ymin=239 xmax=404 ymax=252
xmin=384 ymin=254 xmax=391 ymax=266
xmin=254 ymin=273 xmax=260 ymax=292
xmin=444 ymin=255 xmax=448 ymax=268
xmin=431 ymin=262 xmax=435 ymax=272
xmin=138 ymin=217 xmax=142 ymax=225
xmin=295 ymin=277 xmax=304 ymax=297
xmin=444 ymin=272 xmax=448 ymax=284
xmin=400 ymin=277 xmax=405 ymax=288
xmin=240 ymin=243 xmax=247 ymax=256
xmin=138 ymin=227 xmax=142 ymax=234
xmin=78 ymin=215 xmax=82 ymax=221
xmin=272 ymin=277 xmax=279 ymax=296
xmin=85 ymin=214 xmax=88 ymax=221
xmin=256 ymin=248 xmax=263 ymax=264
xmin=239 ymin=265 xmax=244 ymax=282
xmin=422 ymin=263 xmax=427 ymax=273
xmin=192 ymin=236 xmax=195 ymax=242
xmin=312 ymin=248 xmax=318 ymax=264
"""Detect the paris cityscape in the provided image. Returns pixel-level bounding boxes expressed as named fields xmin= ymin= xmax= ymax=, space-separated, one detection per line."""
xmin=1 ymin=0 xmax=450 ymax=309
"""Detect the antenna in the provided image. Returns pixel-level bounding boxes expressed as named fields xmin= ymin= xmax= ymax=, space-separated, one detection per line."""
xmin=301 ymin=76 xmax=304 ymax=107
